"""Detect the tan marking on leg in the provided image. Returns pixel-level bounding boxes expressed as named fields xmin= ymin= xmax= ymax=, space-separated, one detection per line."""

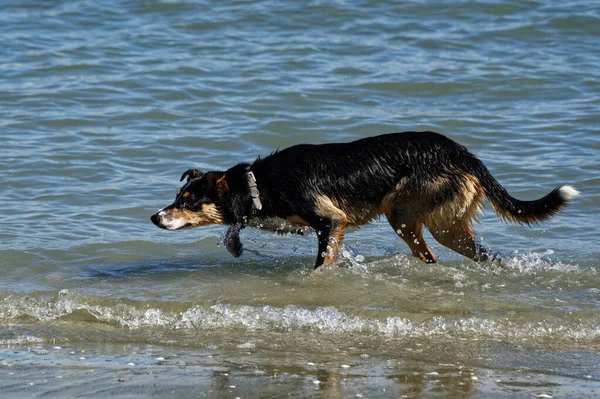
xmin=386 ymin=211 xmax=437 ymax=263
xmin=401 ymin=222 xmax=437 ymax=263
xmin=320 ymin=220 xmax=347 ymax=266
xmin=314 ymin=195 xmax=349 ymax=267
xmin=428 ymin=221 xmax=486 ymax=261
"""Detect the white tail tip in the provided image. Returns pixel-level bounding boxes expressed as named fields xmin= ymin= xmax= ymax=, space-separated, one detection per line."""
xmin=558 ymin=185 xmax=579 ymax=201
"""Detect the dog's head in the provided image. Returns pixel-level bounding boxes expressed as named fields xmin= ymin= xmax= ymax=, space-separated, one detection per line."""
xmin=150 ymin=169 xmax=229 ymax=230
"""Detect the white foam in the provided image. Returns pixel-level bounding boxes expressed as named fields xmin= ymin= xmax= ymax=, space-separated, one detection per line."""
xmin=1 ymin=296 xmax=599 ymax=341
xmin=0 ymin=335 xmax=43 ymax=345
xmin=558 ymin=185 xmax=579 ymax=201
xmin=502 ymin=250 xmax=579 ymax=274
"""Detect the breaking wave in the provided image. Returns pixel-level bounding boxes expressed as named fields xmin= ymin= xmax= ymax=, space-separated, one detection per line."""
xmin=1 ymin=291 xmax=598 ymax=343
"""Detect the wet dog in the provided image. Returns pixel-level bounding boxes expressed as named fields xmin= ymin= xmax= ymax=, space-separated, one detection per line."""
xmin=151 ymin=131 xmax=578 ymax=268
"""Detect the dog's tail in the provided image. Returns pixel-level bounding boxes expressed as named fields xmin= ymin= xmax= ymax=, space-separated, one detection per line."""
xmin=465 ymin=155 xmax=579 ymax=224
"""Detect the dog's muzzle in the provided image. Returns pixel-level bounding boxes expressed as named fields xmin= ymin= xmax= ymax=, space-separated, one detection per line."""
xmin=150 ymin=211 xmax=165 ymax=229
xmin=151 ymin=208 xmax=192 ymax=230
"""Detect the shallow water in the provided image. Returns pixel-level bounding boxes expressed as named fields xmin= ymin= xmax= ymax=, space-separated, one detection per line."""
xmin=1 ymin=0 xmax=599 ymax=397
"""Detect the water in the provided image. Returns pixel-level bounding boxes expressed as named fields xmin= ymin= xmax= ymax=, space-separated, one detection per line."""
xmin=1 ymin=0 xmax=599 ymax=397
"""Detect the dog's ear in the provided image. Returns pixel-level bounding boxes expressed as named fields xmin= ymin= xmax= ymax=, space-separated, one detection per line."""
xmin=180 ymin=169 xmax=203 ymax=182
xmin=204 ymin=172 xmax=229 ymax=196
xmin=216 ymin=175 xmax=229 ymax=195
xmin=205 ymin=172 xmax=217 ymax=187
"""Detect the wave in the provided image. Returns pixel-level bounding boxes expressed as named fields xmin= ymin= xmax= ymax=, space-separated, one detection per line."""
xmin=1 ymin=291 xmax=598 ymax=343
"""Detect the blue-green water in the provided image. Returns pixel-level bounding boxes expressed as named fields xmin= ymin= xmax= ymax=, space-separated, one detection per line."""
xmin=1 ymin=1 xmax=599 ymax=397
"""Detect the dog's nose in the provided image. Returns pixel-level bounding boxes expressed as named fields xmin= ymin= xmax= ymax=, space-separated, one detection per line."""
xmin=150 ymin=213 xmax=160 ymax=226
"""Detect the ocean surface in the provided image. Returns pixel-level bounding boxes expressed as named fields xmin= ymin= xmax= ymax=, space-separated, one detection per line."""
xmin=1 ymin=0 xmax=599 ymax=397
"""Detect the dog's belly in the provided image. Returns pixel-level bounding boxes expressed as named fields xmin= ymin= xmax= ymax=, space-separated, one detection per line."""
xmin=249 ymin=217 xmax=358 ymax=235
xmin=249 ymin=217 xmax=313 ymax=235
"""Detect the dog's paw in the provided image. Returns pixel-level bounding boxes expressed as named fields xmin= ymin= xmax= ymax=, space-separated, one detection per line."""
xmin=224 ymin=226 xmax=244 ymax=258
xmin=226 ymin=239 xmax=243 ymax=258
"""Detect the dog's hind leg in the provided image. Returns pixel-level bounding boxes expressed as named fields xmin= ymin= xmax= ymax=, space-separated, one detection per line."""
xmin=427 ymin=221 xmax=491 ymax=262
xmin=385 ymin=209 xmax=437 ymax=263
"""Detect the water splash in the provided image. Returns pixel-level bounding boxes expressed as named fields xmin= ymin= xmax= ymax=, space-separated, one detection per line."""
xmin=502 ymin=250 xmax=580 ymax=274
xmin=338 ymin=245 xmax=368 ymax=271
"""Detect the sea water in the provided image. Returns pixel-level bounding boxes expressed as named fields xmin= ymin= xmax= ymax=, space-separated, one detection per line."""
xmin=1 ymin=1 xmax=599 ymax=397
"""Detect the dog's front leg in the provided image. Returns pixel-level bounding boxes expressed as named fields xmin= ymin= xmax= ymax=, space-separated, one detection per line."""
xmin=224 ymin=224 xmax=244 ymax=258
xmin=314 ymin=216 xmax=347 ymax=269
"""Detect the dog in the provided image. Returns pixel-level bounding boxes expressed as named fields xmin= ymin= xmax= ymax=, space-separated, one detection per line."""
xmin=151 ymin=131 xmax=578 ymax=268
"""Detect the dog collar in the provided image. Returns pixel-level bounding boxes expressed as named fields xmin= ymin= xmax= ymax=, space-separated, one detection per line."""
xmin=245 ymin=171 xmax=263 ymax=211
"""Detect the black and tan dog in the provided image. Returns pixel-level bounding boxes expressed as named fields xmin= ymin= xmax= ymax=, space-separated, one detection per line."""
xmin=151 ymin=131 xmax=578 ymax=268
